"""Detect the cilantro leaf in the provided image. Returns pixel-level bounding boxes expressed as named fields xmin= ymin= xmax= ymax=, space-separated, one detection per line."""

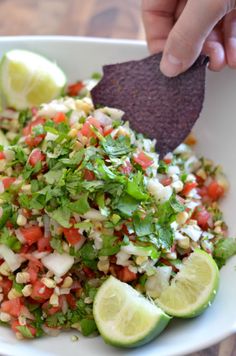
xmin=0 ymin=228 xmax=21 ymax=252
xmin=156 ymin=225 xmax=173 ymax=250
xmin=68 ymin=193 xmax=90 ymax=214
xmin=126 ymin=172 xmax=148 ymax=201
xmin=116 ymin=194 xmax=139 ymax=217
xmin=102 ymin=135 xmax=132 ymax=157
xmin=213 ymin=238 xmax=236 ymax=268
xmin=99 ymin=235 xmax=120 ymax=256
xmin=133 ymin=214 xmax=154 ymax=237
xmin=80 ymin=319 xmax=97 ymax=336
xmin=0 ymin=204 xmax=12 ymax=228
xmin=50 ymin=206 xmax=71 ymax=228
xmin=157 ymin=194 xmax=184 ymax=225
xmin=16 ymin=325 xmax=34 ymax=339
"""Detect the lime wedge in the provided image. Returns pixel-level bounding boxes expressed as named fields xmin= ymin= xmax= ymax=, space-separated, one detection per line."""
xmin=0 ymin=49 xmax=66 ymax=110
xmin=93 ymin=276 xmax=171 ymax=348
xmin=156 ymin=249 xmax=219 ymax=318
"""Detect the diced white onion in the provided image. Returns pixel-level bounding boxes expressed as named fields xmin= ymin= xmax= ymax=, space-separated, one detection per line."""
xmin=93 ymin=110 xmax=112 ymax=126
xmin=42 ymin=252 xmax=74 ymax=277
xmin=15 ymin=229 xmax=26 ymax=244
xmin=181 ymin=224 xmax=202 ymax=242
xmin=0 ymin=244 xmax=24 ymax=271
xmin=42 ymin=324 xmax=61 ymax=336
xmin=82 ymin=209 xmax=106 ymax=221
xmin=32 ymin=251 xmax=49 ymax=259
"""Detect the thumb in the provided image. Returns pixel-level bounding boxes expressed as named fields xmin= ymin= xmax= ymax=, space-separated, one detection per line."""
xmin=160 ymin=0 xmax=232 ymax=77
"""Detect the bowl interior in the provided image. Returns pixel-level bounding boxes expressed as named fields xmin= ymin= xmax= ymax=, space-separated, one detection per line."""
xmin=0 ymin=36 xmax=235 ymax=356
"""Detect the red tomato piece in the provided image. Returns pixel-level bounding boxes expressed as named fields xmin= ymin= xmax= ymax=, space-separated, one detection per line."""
xmin=182 ymin=182 xmax=198 ymax=196
xmin=194 ymin=207 xmax=212 ymax=230
xmin=103 ymin=127 xmax=113 ymax=136
xmin=66 ymin=294 xmax=77 ymax=310
xmin=117 ymin=266 xmax=137 ymax=282
xmin=31 ymin=280 xmax=53 ymax=302
xmin=63 ymin=228 xmax=83 ymax=246
xmin=23 ymin=117 xmax=46 ymax=136
xmin=80 ymin=117 xmax=102 ymax=138
xmin=134 ymin=152 xmax=153 ymax=170
xmin=0 ymin=152 xmax=5 ymax=160
xmin=163 ymin=158 xmax=172 ymax=164
xmin=83 ymin=267 xmax=95 ymax=278
xmin=68 ymin=81 xmax=84 ymax=96
xmin=29 ymin=149 xmax=46 ymax=167
xmin=1 ymin=298 xmax=22 ymax=317
xmin=20 ymin=226 xmax=43 ymax=246
xmin=161 ymin=177 xmax=172 ymax=186
xmin=27 ymin=261 xmax=39 ymax=283
xmin=84 ymin=169 xmax=96 ymax=181
xmin=2 ymin=177 xmax=16 ymax=190
xmin=53 ymin=112 xmax=67 ymax=124
xmin=25 ymin=135 xmax=45 ymax=148
xmin=37 ymin=237 xmax=52 ymax=252
xmin=42 ymin=300 xmax=61 ymax=315
xmin=207 ymin=180 xmax=224 ymax=201
xmin=0 ymin=277 xmax=13 ymax=297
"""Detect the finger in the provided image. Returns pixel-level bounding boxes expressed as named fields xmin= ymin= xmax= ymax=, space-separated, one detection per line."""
xmin=203 ymin=27 xmax=226 ymax=71
xmin=142 ymin=0 xmax=177 ymax=53
xmin=224 ymin=10 xmax=236 ymax=67
xmin=175 ymin=0 xmax=187 ymax=20
xmin=160 ymin=0 xmax=229 ymax=77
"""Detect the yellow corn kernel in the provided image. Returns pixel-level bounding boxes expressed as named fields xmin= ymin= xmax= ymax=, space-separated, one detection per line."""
xmin=0 ymin=312 xmax=11 ymax=322
xmin=22 ymin=284 xmax=32 ymax=297
xmin=42 ymin=277 xmax=56 ymax=289
xmin=8 ymin=288 xmax=22 ymax=300
xmin=16 ymin=272 xmax=30 ymax=284
xmin=49 ymin=293 xmax=59 ymax=307
xmin=69 ymin=128 xmax=78 ymax=138
xmin=177 ymin=237 xmax=190 ymax=250
xmin=135 ymin=256 xmax=148 ymax=265
xmin=61 ymin=276 xmax=73 ymax=289
xmin=0 ymin=262 xmax=11 ymax=276
xmin=176 ymin=211 xmax=189 ymax=225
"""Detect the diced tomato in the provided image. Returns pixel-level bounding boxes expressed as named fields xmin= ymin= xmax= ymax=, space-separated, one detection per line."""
xmin=0 ymin=277 xmax=13 ymax=297
xmin=66 ymin=294 xmax=77 ymax=310
xmin=83 ymin=266 xmax=95 ymax=278
xmin=120 ymin=161 xmax=133 ymax=175
xmin=70 ymin=280 xmax=81 ymax=291
xmin=11 ymin=320 xmax=37 ymax=338
xmin=25 ymin=135 xmax=45 ymax=148
xmin=117 ymin=267 xmax=137 ymax=282
xmin=161 ymin=177 xmax=172 ymax=186
xmin=42 ymin=300 xmax=61 ymax=315
xmin=68 ymin=81 xmax=84 ymax=96
xmin=163 ymin=158 xmax=172 ymax=164
xmin=27 ymin=261 xmax=39 ymax=284
xmin=2 ymin=177 xmax=16 ymax=190
xmin=20 ymin=226 xmax=43 ymax=246
xmin=1 ymin=298 xmax=22 ymax=317
xmin=21 ymin=254 xmax=43 ymax=269
xmin=23 ymin=117 xmax=46 ymax=136
xmin=194 ymin=206 xmax=212 ymax=230
xmin=29 ymin=149 xmax=46 ymax=167
xmin=182 ymin=182 xmax=197 ymax=196
xmin=63 ymin=228 xmax=83 ymax=246
xmin=80 ymin=117 xmax=102 ymax=138
xmin=31 ymin=280 xmax=53 ymax=302
xmin=134 ymin=152 xmax=153 ymax=170
xmin=37 ymin=237 xmax=52 ymax=252
xmin=0 ymin=152 xmax=5 ymax=160
xmin=103 ymin=127 xmax=113 ymax=136
xmin=53 ymin=112 xmax=67 ymax=124
xmin=84 ymin=169 xmax=95 ymax=181
xmin=207 ymin=180 xmax=225 ymax=201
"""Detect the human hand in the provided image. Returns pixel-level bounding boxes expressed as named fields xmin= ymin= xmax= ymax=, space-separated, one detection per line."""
xmin=142 ymin=0 xmax=236 ymax=76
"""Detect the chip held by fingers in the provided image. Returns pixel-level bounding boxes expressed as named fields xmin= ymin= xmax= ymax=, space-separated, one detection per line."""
xmin=91 ymin=53 xmax=208 ymax=157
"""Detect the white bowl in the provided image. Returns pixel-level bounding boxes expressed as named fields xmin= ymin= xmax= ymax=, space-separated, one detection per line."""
xmin=0 ymin=36 xmax=235 ymax=356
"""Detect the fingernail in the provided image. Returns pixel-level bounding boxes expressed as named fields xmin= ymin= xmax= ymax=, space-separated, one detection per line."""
xmin=160 ymin=54 xmax=183 ymax=77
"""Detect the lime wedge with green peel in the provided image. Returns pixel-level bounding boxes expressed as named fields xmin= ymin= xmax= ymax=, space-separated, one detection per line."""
xmin=156 ymin=249 xmax=219 ymax=318
xmin=0 ymin=49 xmax=66 ymax=110
xmin=93 ymin=276 xmax=171 ymax=348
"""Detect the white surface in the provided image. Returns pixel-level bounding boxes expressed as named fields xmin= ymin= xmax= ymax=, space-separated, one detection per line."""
xmin=0 ymin=36 xmax=235 ymax=356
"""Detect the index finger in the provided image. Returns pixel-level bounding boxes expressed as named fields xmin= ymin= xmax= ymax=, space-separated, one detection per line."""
xmin=142 ymin=0 xmax=178 ymax=53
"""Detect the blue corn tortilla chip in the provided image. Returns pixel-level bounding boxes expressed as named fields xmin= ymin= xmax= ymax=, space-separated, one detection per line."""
xmin=91 ymin=53 xmax=208 ymax=157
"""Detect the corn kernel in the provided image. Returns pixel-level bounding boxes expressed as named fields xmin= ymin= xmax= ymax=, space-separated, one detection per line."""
xmin=42 ymin=277 xmax=56 ymax=289
xmin=61 ymin=276 xmax=73 ymax=289
xmin=49 ymin=293 xmax=59 ymax=307
xmin=22 ymin=284 xmax=32 ymax=297
xmin=69 ymin=128 xmax=78 ymax=138
xmin=177 ymin=237 xmax=190 ymax=249
xmin=97 ymin=259 xmax=109 ymax=274
xmin=0 ymin=312 xmax=11 ymax=322
xmin=135 ymin=256 xmax=148 ymax=265
xmin=0 ymin=262 xmax=11 ymax=276
xmin=21 ymin=184 xmax=31 ymax=193
xmin=176 ymin=211 xmax=189 ymax=225
xmin=8 ymin=288 xmax=22 ymax=300
xmin=16 ymin=272 xmax=30 ymax=284
xmin=19 ymin=315 xmax=26 ymax=326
